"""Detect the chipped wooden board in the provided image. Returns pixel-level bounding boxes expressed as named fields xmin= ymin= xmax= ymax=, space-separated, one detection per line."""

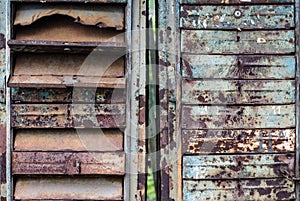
xmin=14 ymin=53 xmax=124 ymax=77
xmin=182 ymin=129 xmax=295 ymax=154
xmin=182 ymin=105 xmax=295 ymax=129
xmin=14 ymin=177 xmax=123 ymax=200
xmin=11 ymin=88 xmax=126 ymax=103
xmin=181 ymin=55 xmax=295 ymax=79
xmin=181 ymin=30 xmax=295 ymax=54
xmin=180 ymin=5 xmax=294 ymax=29
xmin=15 ymin=3 xmax=125 ymax=29
xmin=183 ymin=179 xmax=295 ymax=201
xmin=180 ymin=0 xmax=294 ymax=4
xmin=182 ymin=80 xmax=295 ymax=104
xmin=14 ymin=129 xmax=123 ymax=151
xmin=183 ymin=154 xmax=294 ymax=179
xmin=12 ymin=152 xmax=125 ymax=175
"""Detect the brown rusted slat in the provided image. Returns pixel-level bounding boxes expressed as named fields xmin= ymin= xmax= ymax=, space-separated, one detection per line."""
xmin=14 ymin=53 xmax=124 ymax=77
xmin=11 ymin=104 xmax=125 ymax=128
xmin=12 ymin=88 xmax=126 ymax=103
xmin=14 ymin=177 xmax=123 ymax=200
xmin=8 ymin=76 xmax=126 ymax=88
xmin=183 ymin=154 xmax=294 ymax=179
xmin=181 ymin=30 xmax=295 ymax=54
xmin=14 ymin=129 xmax=123 ymax=151
xmin=180 ymin=0 xmax=294 ymax=4
xmin=15 ymin=4 xmax=125 ymax=29
xmin=182 ymin=105 xmax=295 ymax=129
xmin=12 ymin=152 xmax=125 ymax=175
xmin=180 ymin=5 xmax=294 ymax=29
xmin=183 ymin=178 xmax=295 ymax=200
xmin=183 ymin=129 xmax=295 ymax=154
xmin=182 ymin=55 xmax=296 ymax=79
xmin=182 ymin=80 xmax=295 ymax=105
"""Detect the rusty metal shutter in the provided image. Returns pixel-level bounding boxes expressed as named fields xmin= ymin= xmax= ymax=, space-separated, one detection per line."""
xmin=5 ymin=0 xmax=146 ymax=200
xmin=158 ymin=0 xmax=299 ymax=200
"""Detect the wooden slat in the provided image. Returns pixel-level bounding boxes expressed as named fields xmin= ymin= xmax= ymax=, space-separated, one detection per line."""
xmin=14 ymin=177 xmax=123 ymax=200
xmin=11 ymin=0 xmax=127 ymax=2
xmin=12 ymin=152 xmax=125 ymax=175
xmin=12 ymin=88 xmax=126 ymax=103
xmin=14 ymin=53 xmax=124 ymax=77
xmin=183 ymin=179 xmax=295 ymax=201
xmin=183 ymin=154 xmax=294 ymax=179
xmin=182 ymin=80 xmax=295 ymax=105
xmin=11 ymin=104 xmax=125 ymax=128
xmin=182 ymin=129 xmax=295 ymax=154
xmin=182 ymin=55 xmax=296 ymax=79
xmin=180 ymin=0 xmax=294 ymax=4
xmin=182 ymin=105 xmax=295 ymax=129
xmin=14 ymin=129 xmax=123 ymax=151
xmin=181 ymin=30 xmax=295 ymax=54
xmin=8 ymin=75 xmax=126 ymax=88
xmin=15 ymin=4 xmax=124 ymax=29
xmin=180 ymin=5 xmax=294 ymax=29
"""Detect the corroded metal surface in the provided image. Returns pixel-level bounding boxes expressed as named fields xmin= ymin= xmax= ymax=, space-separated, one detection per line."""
xmin=183 ymin=154 xmax=294 ymax=179
xmin=180 ymin=0 xmax=294 ymax=4
xmin=11 ymin=104 xmax=125 ymax=128
xmin=14 ymin=129 xmax=123 ymax=151
xmin=181 ymin=30 xmax=295 ymax=54
xmin=183 ymin=129 xmax=295 ymax=154
xmin=182 ymin=80 xmax=295 ymax=104
xmin=12 ymin=88 xmax=126 ymax=103
xmin=182 ymin=105 xmax=295 ymax=129
xmin=180 ymin=5 xmax=294 ymax=29
xmin=14 ymin=177 xmax=123 ymax=200
xmin=182 ymin=55 xmax=295 ymax=79
xmin=12 ymin=152 xmax=125 ymax=175
xmin=15 ymin=4 xmax=125 ymax=29
xmin=183 ymin=178 xmax=295 ymax=201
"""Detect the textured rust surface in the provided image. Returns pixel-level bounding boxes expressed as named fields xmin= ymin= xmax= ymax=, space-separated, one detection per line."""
xmin=11 ymin=104 xmax=125 ymax=128
xmin=180 ymin=0 xmax=294 ymax=4
xmin=183 ymin=129 xmax=295 ymax=154
xmin=12 ymin=152 xmax=125 ymax=175
xmin=181 ymin=55 xmax=295 ymax=79
xmin=180 ymin=5 xmax=294 ymax=29
xmin=14 ymin=129 xmax=123 ymax=152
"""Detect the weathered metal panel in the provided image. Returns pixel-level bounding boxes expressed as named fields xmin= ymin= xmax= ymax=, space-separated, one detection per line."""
xmin=182 ymin=80 xmax=295 ymax=104
xmin=14 ymin=129 xmax=123 ymax=151
xmin=8 ymin=76 xmax=126 ymax=88
xmin=15 ymin=4 xmax=125 ymax=29
xmin=14 ymin=53 xmax=124 ymax=77
xmin=11 ymin=88 xmax=126 ymax=103
xmin=181 ymin=30 xmax=295 ymax=54
xmin=12 ymin=152 xmax=125 ymax=175
xmin=182 ymin=105 xmax=295 ymax=129
xmin=183 ymin=129 xmax=295 ymax=154
xmin=183 ymin=154 xmax=294 ymax=179
xmin=14 ymin=177 xmax=123 ymax=200
xmin=180 ymin=0 xmax=294 ymax=4
xmin=183 ymin=178 xmax=295 ymax=201
xmin=11 ymin=104 xmax=125 ymax=128
xmin=182 ymin=55 xmax=296 ymax=79
xmin=180 ymin=5 xmax=294 ymax=29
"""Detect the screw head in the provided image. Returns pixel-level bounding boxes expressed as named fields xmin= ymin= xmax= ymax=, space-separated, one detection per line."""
xmin=234 ymin=10 xmax=242 ymax=18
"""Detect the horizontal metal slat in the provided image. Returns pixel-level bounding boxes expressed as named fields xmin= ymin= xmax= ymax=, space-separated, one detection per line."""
xmin=182 ymin=55 xmax=296 ymax=79
xmin=12 ymin=152 xmax=125 ymax=175
xmin=11 ymin=104 xmax=125 ymax=128
xmin=180 ymin=0 xmax=294 ymax=4
xmin=180 ymin=5 xmax=294 ymax=29
xmin=182 ymin=80 xmax=295 ymax=105
xmin=181 ymin=30 xmax=295 ymax=54
xmin=183 ymin=154 xmax=294 ymax=179
xmin=182 ymin=105 xmax=295 ymax=129
xmin=182 ymin=129 xmax=295 ymax=154
xmin=183 ymin=178 xmax=295 ymax=200
xmin=14 ymin=177 xmax=123 ymax=200
xmin=14 ymin=129 xmax=123 ymax=152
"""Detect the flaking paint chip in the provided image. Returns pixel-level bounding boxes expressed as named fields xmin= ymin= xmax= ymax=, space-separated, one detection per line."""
xmin=257 ymin=38 xmax=266 ymax=43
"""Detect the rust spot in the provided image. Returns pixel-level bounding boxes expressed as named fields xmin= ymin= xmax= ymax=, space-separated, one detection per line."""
xmin=0 ymin=34 xmax=5 ymax=50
